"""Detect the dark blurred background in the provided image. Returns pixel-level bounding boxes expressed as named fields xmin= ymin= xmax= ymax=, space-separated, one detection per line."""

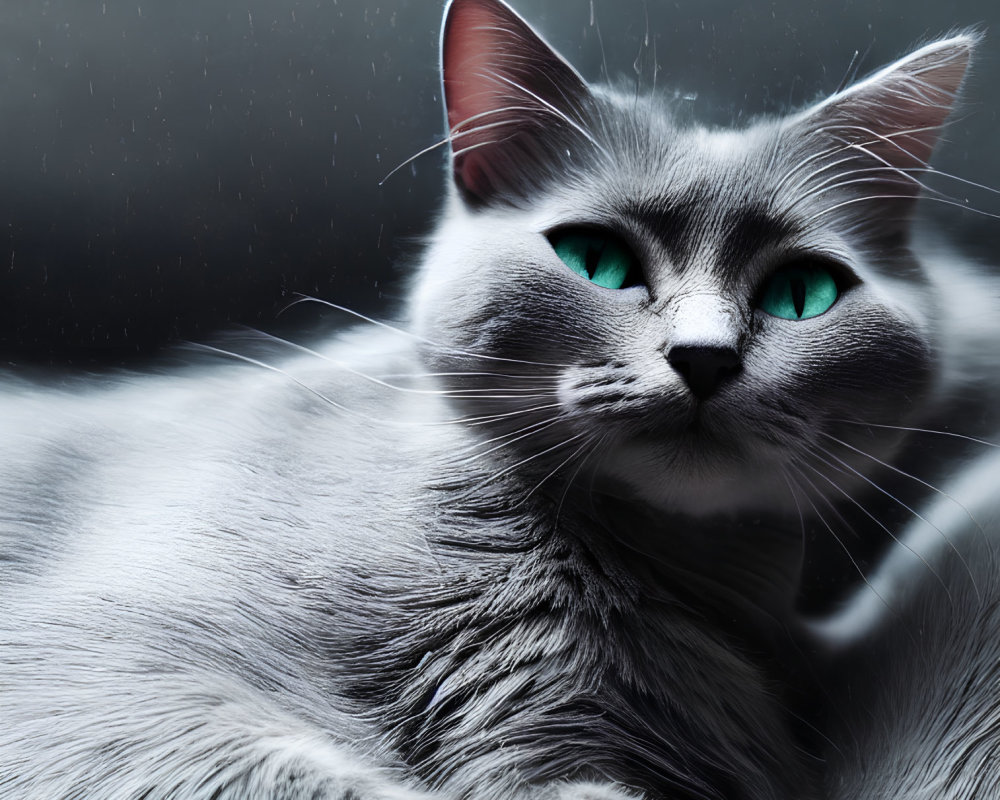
xmin=1 ymin=0 xmax=997 ymax=364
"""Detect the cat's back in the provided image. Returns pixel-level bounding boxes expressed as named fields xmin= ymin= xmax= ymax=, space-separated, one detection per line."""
xmin=0 ymin=325 xmax=450 ymax=631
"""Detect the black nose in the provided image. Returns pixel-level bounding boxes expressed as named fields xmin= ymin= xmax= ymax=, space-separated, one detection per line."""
xmin=667 ymin=345 xmax=741 ymax=400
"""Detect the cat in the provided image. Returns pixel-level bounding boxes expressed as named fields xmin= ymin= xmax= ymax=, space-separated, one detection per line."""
xmin=2 ymin=0 xmax=998 ymax=798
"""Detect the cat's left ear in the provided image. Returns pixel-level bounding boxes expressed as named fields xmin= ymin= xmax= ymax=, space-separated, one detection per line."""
xmin=441 ymin=0 xmax=596 ymax=206
xmin=791 ymin=34 xmax=977 ymax=182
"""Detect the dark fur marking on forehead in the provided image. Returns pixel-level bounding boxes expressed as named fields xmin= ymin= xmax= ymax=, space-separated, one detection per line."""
xmin=617 ymin=191 xmax=796 ymax=281
xmin=717 ymin=205 xmax=799 ymax=281
xmin=616 ymin=190 xmax=703 ymax=266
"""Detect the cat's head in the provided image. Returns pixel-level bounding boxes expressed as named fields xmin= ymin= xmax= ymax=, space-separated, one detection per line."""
xmin=412 ymin=0 xmax=975 ymax=517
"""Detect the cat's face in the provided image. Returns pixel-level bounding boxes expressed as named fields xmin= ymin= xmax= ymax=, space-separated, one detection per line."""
xmin=413 ymin=0 xmax=972 ymax=517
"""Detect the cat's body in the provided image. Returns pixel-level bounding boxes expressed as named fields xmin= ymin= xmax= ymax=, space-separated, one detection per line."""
xmin=2 ymin=1 xmax=999 ymax=798
xmin=0 ymin=334 xmax=815 ymax=800
xmin=818 ymin=448 xmax=1000 ymax=800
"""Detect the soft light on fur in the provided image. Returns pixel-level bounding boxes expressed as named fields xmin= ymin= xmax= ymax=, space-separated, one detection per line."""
xmin=1 ymin=1 xmax=999 ymax=799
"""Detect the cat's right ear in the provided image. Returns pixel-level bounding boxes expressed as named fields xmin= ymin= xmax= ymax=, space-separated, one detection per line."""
xmin=441 ymin=0 xmax=595 ymax=207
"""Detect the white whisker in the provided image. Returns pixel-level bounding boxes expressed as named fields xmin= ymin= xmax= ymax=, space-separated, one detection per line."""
xmin=194 ymin=342 xmax=570 ymax=431
xmin=817 ymin=122 xmax=938 ymax=167
xmin=451 ymin=416 xmax=565 ymax=464
xmin=780 ymin=151 xmax=868 ymax=198
xmin=191 ymin=343 xmax=376 ymax=422
xmin=450 ymin=431 xmax=589 ymax=503
xmin=286 ymin=295 xmax=575 ymax=369
xmin=778 ymin=467 xmax=810 ymax=580
xmin=452 ymin=135 xmax=517 ymax=161
xmin=820 ymin=430 xmax=987 ymax=537
xmin=379 ymin=102 xmax=577 ymax=186
xmin=792 ymin=165 xmax=939 ymax=206
xmin=798 ymin=453 xmax=952 ymax=602
xmin=786 ymin=461 xmax=892 ymax=610
xmin=484 ymin=71 xmax=612 ymax=162
xmin=515 ymin=434 xmax=597 ymax=508
xmin=224 ymin=331 xmax=566 ymax=404
xmin=374 ymin=370 xmax=561 ymax=383
xmin=832 ymin=419 xmax=1000 ymax=449
xmin=804 ymin=192 xmax=1000 ymax=223
xmin=811 ymin=441 xmax=976 ymax=599
xmin=791 ymin=124 xmax=1000 ymax=222
xmin=460 ymin=402 xmax=565 ymax=427
xmin=771 ymin=141 xmax=856 ymax=197
xmin=555 ymin=433 xmax=607 ymax=527
xmin=223 ymin=330 xmax=560 ymax=400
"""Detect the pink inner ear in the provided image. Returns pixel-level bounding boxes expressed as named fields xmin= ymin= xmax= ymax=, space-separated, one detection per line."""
xmin=442 ymin=2 xmax=511 ymax=135
xmin=859 ymin=52 xmax=968 ymax=167
xmin=811 ymin=37 xmax=975 ymax=169
xmin=439 ymin=0 xmax=589 ymax=203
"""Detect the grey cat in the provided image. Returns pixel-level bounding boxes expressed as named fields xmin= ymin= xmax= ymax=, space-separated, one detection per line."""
xmin=2 ymin=0 xmax=999 ymax=798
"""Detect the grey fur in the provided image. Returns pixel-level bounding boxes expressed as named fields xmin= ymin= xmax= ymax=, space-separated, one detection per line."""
xmin=2 ymin=1 xmax=999 ymax=799
xmin=814 ymin=445 xmax=1000 ymax=799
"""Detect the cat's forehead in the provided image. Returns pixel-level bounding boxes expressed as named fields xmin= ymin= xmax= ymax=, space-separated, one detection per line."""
xmin=605 ymin=115 xmax=791 ymax=215
xmin=544 ymin=113 xmax=836 ymax=281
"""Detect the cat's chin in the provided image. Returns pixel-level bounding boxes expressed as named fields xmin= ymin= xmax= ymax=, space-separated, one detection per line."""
xmin=596 ymin=438 xmax=799 ymax=518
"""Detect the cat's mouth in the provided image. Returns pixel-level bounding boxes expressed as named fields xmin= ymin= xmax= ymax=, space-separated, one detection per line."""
xmin=554 ymin=360 xmax=817 ymax=513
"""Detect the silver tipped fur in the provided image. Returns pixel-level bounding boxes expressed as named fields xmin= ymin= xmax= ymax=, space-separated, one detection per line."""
xmin=2 ymin=1 xmax=999 ymax=799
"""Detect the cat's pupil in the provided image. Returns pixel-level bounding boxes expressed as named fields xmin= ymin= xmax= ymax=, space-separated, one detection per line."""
xmin=758 ymin=263 xmax=839 ymax=321
xmin=791 ymin=278 xmax=807 ymax=318
xmin=585 ymin=241 xmax=606 ymax=278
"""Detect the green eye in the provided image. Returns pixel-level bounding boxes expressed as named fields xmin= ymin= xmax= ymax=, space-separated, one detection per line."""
xmin=758 ymin=263 xmax=840 ymax=320
xmin=549 ymin=229 xmax=639 ymax=290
